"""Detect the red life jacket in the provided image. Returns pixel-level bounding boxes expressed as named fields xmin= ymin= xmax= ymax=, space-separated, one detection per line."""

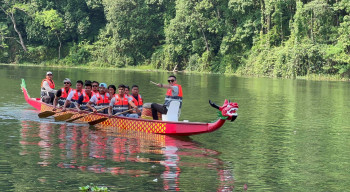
xmin=82 ymin=91 xmax=93 ymax=104
xmin=113 ymin=94 xmax=129 ymax=113
xmin=71 ymin=89 xmax=83 ymax=101
xmin=131 ymin=94 xmax=143 ymax=108
xmin=60 ymin=88 xmax=72 ymax=99
xmin=164 ymin=84 xmax=183 ymax=107
xmin=165 ymin=84 xmax=183 ymax=97
xmin=41 ymin=78 xmax=55 ymax=89
xmin=95 ymin=93 xmax=110 ymax=105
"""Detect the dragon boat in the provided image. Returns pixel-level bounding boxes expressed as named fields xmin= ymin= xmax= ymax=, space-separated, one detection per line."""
xmin=21 ymin=79 xmax=238 ymax=136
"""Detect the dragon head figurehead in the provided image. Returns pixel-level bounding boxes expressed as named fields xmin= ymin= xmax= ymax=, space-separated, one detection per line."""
xmin=209 ymin=99 xmax=238 ymax=121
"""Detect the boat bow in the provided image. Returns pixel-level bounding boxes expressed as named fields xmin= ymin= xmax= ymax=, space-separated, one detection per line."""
xmin=21 ymin=79 xmax=41 ymax=110
xmin=207 ymin=99 xmax=239 ymax=132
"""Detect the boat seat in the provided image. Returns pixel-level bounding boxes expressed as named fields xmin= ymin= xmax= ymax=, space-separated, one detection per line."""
xmin=162 ymin=101 xmax=181 ymax=122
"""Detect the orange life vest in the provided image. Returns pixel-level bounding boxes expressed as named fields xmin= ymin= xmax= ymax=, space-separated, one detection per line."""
xmin=60 ymin=88 xmax=72 ymax=99
xmin=112 ymin=94 xmax=129 ymax=113
xmin=71 ymin=89 xmax=83 ymax=101
xmin=95 ymin=93 xmax=110 ymax=105
xmin=41 ymin=78 xmax=55 ymax=89
xmin=164 ymin=84 xmax=183 ymax=107
xmin=81 ymin=91 xmax=93 ymax=104
xmin=131 ymin=94 xmax=143 ymax=108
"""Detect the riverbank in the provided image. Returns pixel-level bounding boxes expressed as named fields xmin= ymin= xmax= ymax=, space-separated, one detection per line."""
xmin=1 ymin=63 xmax=349 ymax=82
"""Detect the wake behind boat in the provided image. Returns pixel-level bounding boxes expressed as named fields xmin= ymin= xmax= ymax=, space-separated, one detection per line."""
xmin=21 ymin=79 xmax=238 ymax=136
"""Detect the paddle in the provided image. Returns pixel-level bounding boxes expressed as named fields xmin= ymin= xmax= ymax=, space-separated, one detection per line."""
xmin=54 ymin=112 xmax=75 ymax=121
xmin=66 ymin=106 xmax=109 ymax=123
xmin=38 ymin=111 xmax=57 ymax=118
xmin=55 ymin=107 xmax=94 ymax=122
xmin=150 ymin=81 xmax=158 ymax=85
xmin=88 ymin=109 xmax=133 ymax=126
xmin=38 ymin=107 xmax=63 ymax=118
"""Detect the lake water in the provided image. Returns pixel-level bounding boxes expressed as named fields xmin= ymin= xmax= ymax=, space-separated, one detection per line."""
xmin=0 ymin=65 xmax=349 ymax=191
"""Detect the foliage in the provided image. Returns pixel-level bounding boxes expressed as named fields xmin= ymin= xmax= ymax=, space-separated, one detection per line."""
xmin=35 ymin=9 xmax=63 ymax=32
xmin=150 ymin=44 xmax=178 ymax=70
xmin=102 ymin=0 xmax=169 ymax=67
xmin=1 ymin=0 xmax=350 ymax=78
xmin=79 ymin=183 xmax=108 ymax=192
xmin=0 ymin=22 xmax=9 ymax=49
xmin=62 ymin=41 xmax=92 ymax=65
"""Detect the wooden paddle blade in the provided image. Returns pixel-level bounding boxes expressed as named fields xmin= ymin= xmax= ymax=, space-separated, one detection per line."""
xmin=66 ymin=115 xmax=85 ymax=122
xmin=88 ymin=117 xmax=108 ymax=125
xmin=38 ymin=111 xmax=56 ymax=118
xmin=54 ymin=113 xmax=75 ymax=121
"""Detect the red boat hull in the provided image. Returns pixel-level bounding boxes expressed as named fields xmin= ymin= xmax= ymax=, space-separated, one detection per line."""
xmin=21 ymin=79 xmax=236 ymax=136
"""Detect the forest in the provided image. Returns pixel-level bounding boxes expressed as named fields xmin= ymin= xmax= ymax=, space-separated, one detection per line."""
xmin=1 ymin=0 xmax=350 ymax=78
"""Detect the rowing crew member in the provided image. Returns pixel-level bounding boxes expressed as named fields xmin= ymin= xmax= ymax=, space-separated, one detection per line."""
xmin=41 ymin=71 xmax=56 ymax=104
xmin=86 ymin=83 xmax=110 ymax=114
xmin=53 ymin=78 xmax=72 ymax=111
xmin=125 ymin=85 xmax=130 ymax=96
xmin=108 ymin=84 xmax=139 ymax=118
xmin=108 ymin=85 xmax=116 ymax=100
xmin=61 ymin=80 xmax=84 ymax=112
xmin=129 ymin=85 xmax=143 ymax=117
xmin=75 ymin=81 xmax=94 ymax=113
xmin=151 ymin=75 xmax=183 ymax=120
xmin=124 ymin=84 xmax=144 ymax=116
xmin=92 ymin=81 xmax=99 ymax=94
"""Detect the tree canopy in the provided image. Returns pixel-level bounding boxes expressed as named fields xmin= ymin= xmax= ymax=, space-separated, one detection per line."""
xmin=0 ymin=0 xmax=349 ymax=78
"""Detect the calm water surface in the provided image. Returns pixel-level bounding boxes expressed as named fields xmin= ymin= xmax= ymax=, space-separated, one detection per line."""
xmin=0 ymin=65 xmax=349 ymax=191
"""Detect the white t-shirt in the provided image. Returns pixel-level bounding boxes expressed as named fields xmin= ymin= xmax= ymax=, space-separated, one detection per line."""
xmin=66 ymin=90 xmax=83 ymax=101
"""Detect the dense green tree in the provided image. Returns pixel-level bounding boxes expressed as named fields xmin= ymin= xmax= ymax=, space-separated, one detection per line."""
xmin=0 ymin=0 xmax=29 ymax=52
xmin=1 ymin=0 xmax=349 ymax=78
xmin=325 ymin=0 xmax=350 ymax=76
xmin=160 ymin=0 xmax=227 ymax=71
xmin=101 ymin=0 xmax=168 ymax=67
xmin=0 ymin=14 xmax=9 ymax=49
xmin=35 ymin=9 xmax=64 ymax=59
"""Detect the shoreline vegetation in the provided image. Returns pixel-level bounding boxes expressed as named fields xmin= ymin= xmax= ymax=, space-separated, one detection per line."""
xmin=1 ymin=63 xmax=348 ymax=82
xmin=1 ymin=1 xmax=350 ymax=81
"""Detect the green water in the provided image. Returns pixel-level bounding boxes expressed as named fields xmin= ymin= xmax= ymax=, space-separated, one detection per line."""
xmin=0 ymin=65 xmax=349 ymax=191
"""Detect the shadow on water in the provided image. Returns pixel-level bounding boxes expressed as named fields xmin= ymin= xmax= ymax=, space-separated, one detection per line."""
xmin=17 ymin=116 xmax=235 ymax=191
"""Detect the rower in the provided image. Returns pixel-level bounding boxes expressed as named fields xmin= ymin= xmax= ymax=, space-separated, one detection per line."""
xmin=129 ymin=85 xmax=143 ymax=117
xmin=75 ymin=81 xmax=94 ymax=113
xmin=41 ymin=71 xmax=56 ymax=104
xmin=61 ymin=80 xmax=84 ymax=112
xmin=108 ymin=84 xmax=139 ymax=118
xmin=91 ymin=81 xmax=99 ymax=94
xmin=108 ymin=85 xmax=116 ymax=100
xmin=151 ymin=75 xmax=183 ymax=120
xmin=125 ymin=85 xmax=130 ymax=96
xmin=53 ymin=78 xmax=72 ymax=111
xmin=86 ymin=83 xmax=110 ymax=114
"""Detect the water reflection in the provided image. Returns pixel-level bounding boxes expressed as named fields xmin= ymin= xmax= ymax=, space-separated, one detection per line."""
xmin=38 ymin=123 xmax=54 ymax=166
xmin=19 ymin=121 xmax=235 ymax=191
